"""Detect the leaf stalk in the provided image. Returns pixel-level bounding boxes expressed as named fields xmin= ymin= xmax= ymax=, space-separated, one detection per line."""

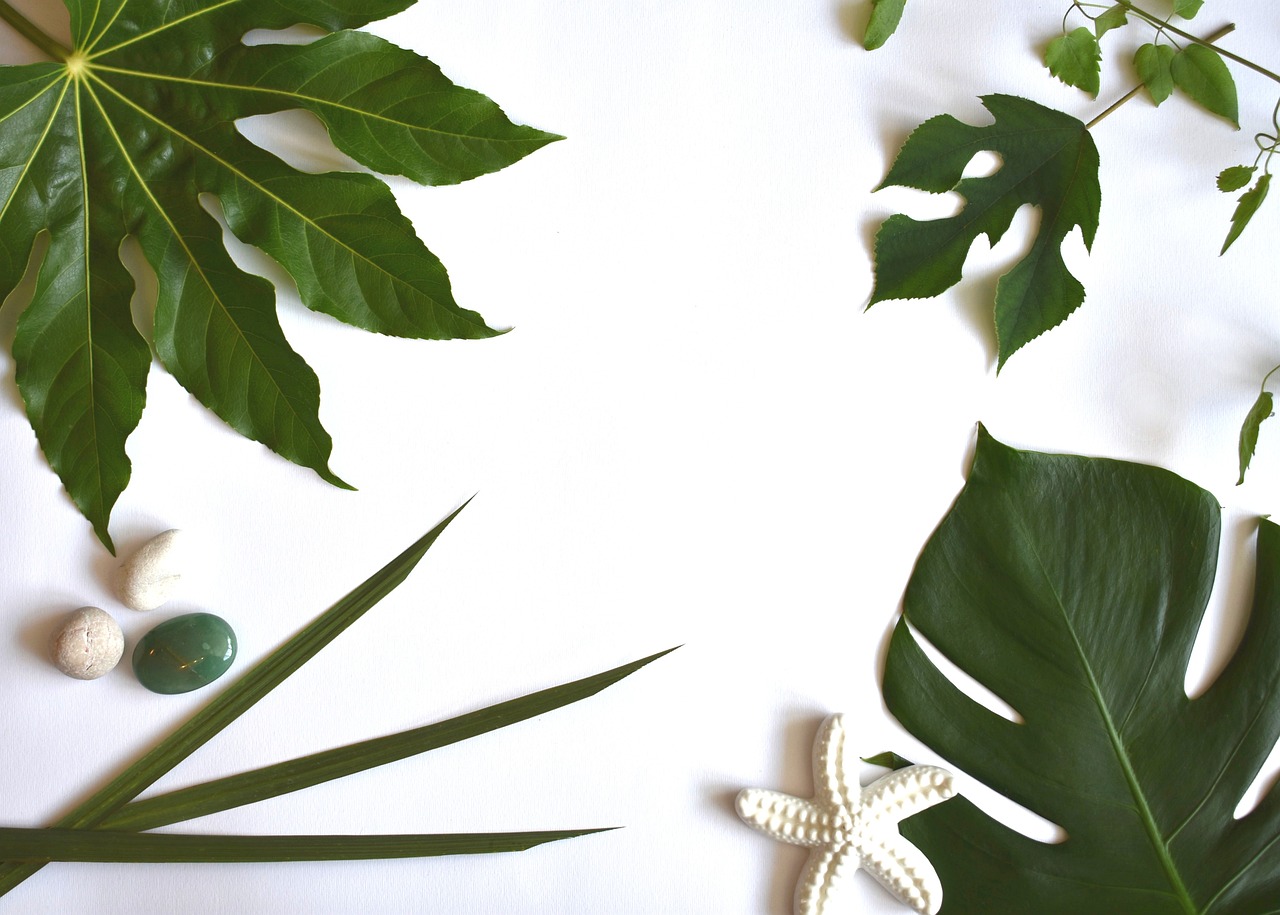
xmin=0 ymin=1 xmax=69 ymax=61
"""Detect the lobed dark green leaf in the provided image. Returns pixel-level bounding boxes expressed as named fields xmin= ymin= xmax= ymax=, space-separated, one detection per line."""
xmin=1238 ymin=389 xmax=1273 ymax=485
xmin=1221 ymin=173 xmax=1270 ymax=254
xmin=1045 ymin=27 xmax=1101 ymax=97
xmin=871 ymin=95 xmax=1100 ymax=370
xmin=1135 ymin=43 xmax=1176 ymax=106
xmin=0 ymin=1 xmax=558 ymax=548
xmin=884 ymin=428 xmax=1280 ymax=913
xmin=863 ymin=0 xmax=908 ymax=51
xmin=1171 ymin=44 xmax=1240 ymax=126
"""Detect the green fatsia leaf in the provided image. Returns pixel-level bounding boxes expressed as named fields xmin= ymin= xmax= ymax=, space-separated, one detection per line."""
xmin=883 ymin=428 xmax=1280 ymax=913
xmin=0 ymin=1 xmax=559 ymax=551
xmin=870 ymin=96 xmax=1100 ymax=371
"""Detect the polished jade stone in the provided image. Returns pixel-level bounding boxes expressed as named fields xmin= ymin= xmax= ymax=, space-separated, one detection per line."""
xmin=132 ymin=613 xmax=237 ymax=694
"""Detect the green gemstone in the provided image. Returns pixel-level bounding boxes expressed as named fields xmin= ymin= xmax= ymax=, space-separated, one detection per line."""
xmin=132 ymin=613 xmax=237 ymax=695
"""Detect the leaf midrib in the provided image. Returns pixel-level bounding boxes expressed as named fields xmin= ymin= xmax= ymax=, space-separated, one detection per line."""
xmin=88 ymin=69 xmax=490 ymax=335
xmin=1007 ymin=501 xmax=1199 ymax=915
xmin=79 ymin=77 xmax=330 ymax=458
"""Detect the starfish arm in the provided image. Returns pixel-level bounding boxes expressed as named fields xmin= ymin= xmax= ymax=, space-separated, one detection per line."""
xmin=857 ymin=830 xmax=944 ymax=915
xmin=813 ymin=713 xmax=857 ymax=810
xmin=859 ymin=765 xmax=955 ymax=828
xmin=736 ymin=789 xmax=845 ymax=848
xmin=795 ymin=842 xmax=859 ymax=915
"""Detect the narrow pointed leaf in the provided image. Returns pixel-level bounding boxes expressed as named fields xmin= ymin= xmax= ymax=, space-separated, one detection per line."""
xmin=1135 ymin=43 xmax=1177 ymax=106
xmin=1221 ymin=173 xmax=1270 ymax=254
xmin=1171 ymin=44 xmax=1239 ymax=126
xmin=0 ymin=504 xmax=466 ymax=897
xmin=871 ymin=95 xmax=1100 ymax=370
xmin=883 ymin=428 xmax=1280 ymax=913
xmin=863 ymin=0 xmax=908 ymax=51
xmin=0 ymin=2 xmax=557 ymax=546
xmin=1237 ymin=389 xmax=1273 ymax=484
xmin=0 ymin=827 xmax=607 ymax=863
xmin=100 ymin=648 xmax=678 ymax=832
xmin=1045 ymin=28 xmax=1101 ymax=97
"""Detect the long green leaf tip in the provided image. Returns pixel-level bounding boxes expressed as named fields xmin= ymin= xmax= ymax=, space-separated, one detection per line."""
xmin=0 ymin=502 xmax=469 ymax=897
xmin=0 ymin=827 xmax=611 ymax=864
xmin=101 ymin=647 xmax=679 ymax=832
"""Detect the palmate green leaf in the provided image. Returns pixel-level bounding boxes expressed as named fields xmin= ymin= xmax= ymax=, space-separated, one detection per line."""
xmin=0 ymin=0 xmax=561 ymax=552
xmin=883 ymin=428 xmax=1280 ymax=913
xmin=870 ymin=95 xmax=1100 ymax=371
xmin=1237 ymin=389 xmax=1273 ymax=485
xmin=863 ymin=0 xmax=908 ymax=51
xmin=1045 ymin=27 xmax=1102 ymax=97
xmin=1170 ymin=44 xmax=1240 ymax=126
xmin=1220 ymin=173 xmax=1270 ymax=254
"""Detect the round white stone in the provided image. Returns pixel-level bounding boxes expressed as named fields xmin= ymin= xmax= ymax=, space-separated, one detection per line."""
xmin=118 ymin=529 xmax=186 ymax=611
xmin=51 ymin=607 xmax=124 ymax=680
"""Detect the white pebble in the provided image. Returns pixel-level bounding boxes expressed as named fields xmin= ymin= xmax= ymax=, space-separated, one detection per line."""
xmin=51 ymin=607 xmax=124 ymax=680
xmin=118 ymin=528 xmax=186 ymax=611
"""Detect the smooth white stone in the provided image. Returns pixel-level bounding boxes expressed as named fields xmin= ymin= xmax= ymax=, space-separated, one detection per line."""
xmin=117 ymin=529 xmax=186 ymax=611
xmin=51 ymin=607 xmax=124 ymax=680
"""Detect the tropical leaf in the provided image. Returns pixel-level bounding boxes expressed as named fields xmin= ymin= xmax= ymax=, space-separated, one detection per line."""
xmin=0 ymin=0 xmax=560 ymax=552
xmin=883 ymin=428 xmax=1280 ymax=913
xmin=870 ymin=95 xmax=1101 ymax=370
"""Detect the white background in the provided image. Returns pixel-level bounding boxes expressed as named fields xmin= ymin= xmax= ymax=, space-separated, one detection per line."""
xmin=2 ymin=0 xmax=1279 ymax=912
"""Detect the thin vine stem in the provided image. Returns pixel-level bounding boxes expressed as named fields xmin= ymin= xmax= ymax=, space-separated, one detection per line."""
xmin=0 ymin=0 xmax=69 ymax=61
xmin=1118 ymin=0 xmax=1280 ymax=86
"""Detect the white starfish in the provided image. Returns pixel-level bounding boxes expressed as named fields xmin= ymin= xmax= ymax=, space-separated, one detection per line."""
xmin=736 ymin=714 xmax=955 ymax=915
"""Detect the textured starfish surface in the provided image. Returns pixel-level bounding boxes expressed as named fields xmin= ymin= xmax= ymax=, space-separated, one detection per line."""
xmin=737 ymin=714 xmax=955 ymax=915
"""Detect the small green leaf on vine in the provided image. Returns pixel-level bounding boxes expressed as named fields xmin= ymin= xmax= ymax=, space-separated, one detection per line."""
xmin=1221 ymin=173 xmax=1271 ymax=254
xmin=1046 ymin=27 xmax=1102 ymax=96
xmin=1135 ymin=43 xmax=1177 ymax=105
xmin=1173 ymin=0 xmax=1205 ymax=19
xmin=1238 ymin=389 xmax=1274 ymax=484
xmin=1093 ymin=5 xmax=1129 ymax=39
xmin=864 ymin=0 xmax=908 ymax=51
xmin=1217 ymin=164 xmax=1257 ymax=192
xmin=1171 ymin=44 xmax=1240 ymax=125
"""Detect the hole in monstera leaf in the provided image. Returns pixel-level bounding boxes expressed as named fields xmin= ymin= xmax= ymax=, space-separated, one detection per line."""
xmin=902 ymin=618 xmax=1068 ymax=844
xmin=242 ymin=24 xmax=327 ymax=47
xmin=237 ymin=110 xmax=365 ymax=176
xmin=1185 ymin=515 xmax=1256 ymax=700
xmin=1235 ymin=739 xmax=1280 ymax=820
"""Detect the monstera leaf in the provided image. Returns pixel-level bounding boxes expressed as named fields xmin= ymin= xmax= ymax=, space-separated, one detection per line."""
xmin=0 ymin=0 xmax=559 ymax=551
xmin=884 ymin=428 xmax=1280 ymax=913
xmin=870 ymin=96 xmax=1100 ymax=371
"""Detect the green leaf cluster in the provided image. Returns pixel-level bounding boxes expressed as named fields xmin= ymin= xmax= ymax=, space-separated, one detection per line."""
xmin=884 ymin=429 xmax=1280 ymax=913
xmin=0 ymin=0 xmax=560 ymax=552
xmin=870 ymin=95 xmax=1100 ymax=370
xmin=0 ymin=502 xmax=672 ymax=895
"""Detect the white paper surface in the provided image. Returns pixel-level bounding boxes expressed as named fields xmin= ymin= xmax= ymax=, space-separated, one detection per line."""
xmin=1 ymin=0 xmax=1279 ymax=912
